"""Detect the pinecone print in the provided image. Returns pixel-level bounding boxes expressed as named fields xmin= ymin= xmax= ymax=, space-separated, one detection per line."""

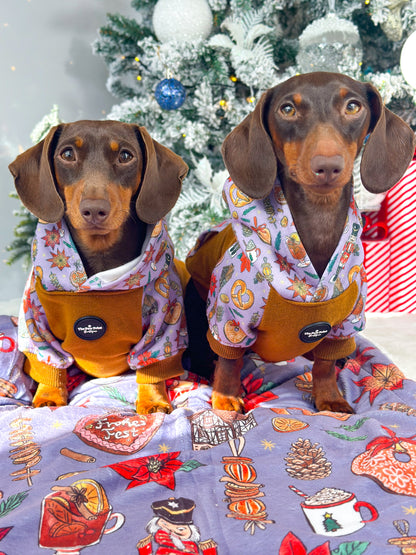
xmin=285 ymin=438 xmax=332 ymax=480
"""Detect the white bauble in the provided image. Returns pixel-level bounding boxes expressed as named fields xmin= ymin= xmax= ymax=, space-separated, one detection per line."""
xmin=400 ymin=30 xmax=416 ymax=88
xmin=153 ymin=0 xmax=213 ymax=43
xmin=297 ymin=13 xmax=362 ymax=79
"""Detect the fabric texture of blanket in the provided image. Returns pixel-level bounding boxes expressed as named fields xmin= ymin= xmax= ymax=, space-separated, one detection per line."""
xmin=0 ymin=314 xmax=415 ymax=554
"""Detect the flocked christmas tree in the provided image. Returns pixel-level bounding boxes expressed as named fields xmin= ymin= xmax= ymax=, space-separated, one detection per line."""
xmin=7 ymin=0 xmax=416 ymax=264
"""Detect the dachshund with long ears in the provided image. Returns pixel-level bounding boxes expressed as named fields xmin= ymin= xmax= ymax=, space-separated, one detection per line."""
xmin=9 ymin=120 xmax=188 ymax=413
xmin=186 ymin=72 xmax=415 ymax=414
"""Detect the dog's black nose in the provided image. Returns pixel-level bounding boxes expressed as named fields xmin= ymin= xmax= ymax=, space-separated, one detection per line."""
xmin=311 ymin=155 xmax=344 ymax=184
xmin=79 ymin=199 xmax=111 ymax=225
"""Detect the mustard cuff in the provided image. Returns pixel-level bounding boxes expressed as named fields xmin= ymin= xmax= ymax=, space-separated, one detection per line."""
xmin=135 ymin=350 xmax=185 ymax=384
xmin=312 ymin=336 xmax=356 ymax=361
xmin=24 ymin=352 xmax=68 ymax=388
xmin=207 ymin=330 xmax=246 ymax=360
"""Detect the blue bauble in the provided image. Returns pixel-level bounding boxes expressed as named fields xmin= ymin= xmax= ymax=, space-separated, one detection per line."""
xmin=155 ymin=78 xmax=186 ymax=110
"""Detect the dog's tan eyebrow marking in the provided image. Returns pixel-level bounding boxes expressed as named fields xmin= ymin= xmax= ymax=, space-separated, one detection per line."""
xmin=110 ymin=140 xmax=119 ymax=151
xmin=293 ymin=93 xmax=302 ymax=106
xmin=75 ymin=137 xmax=83 ymax=148
xmin=339 ymin=87 xmax=349 ymax=98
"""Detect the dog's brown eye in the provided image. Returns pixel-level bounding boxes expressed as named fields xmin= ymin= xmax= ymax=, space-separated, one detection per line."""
xmin=60 ymin=148 xmax=75 ymax=161
xmin=345 ymin=101 xmax=361 ymax=115
xmin=280 ymin=103 xmax=296 ymax=117
xmin=119 ymin=150 xmax=133 ymax=163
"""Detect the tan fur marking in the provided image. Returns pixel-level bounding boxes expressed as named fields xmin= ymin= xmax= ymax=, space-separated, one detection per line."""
xmin=283 ymin=141 xmax=302 ymax=170
xmin=110 ymin=140 xmax=119 ymax=152
xmin=281 ymin=123 xmax=357 ymax=192
xmin=60 ymin=182 xmax=135 ymax=253
xmin=75 ymin=138 xmax=83 ymax=148
xmin=293 ymin=93 xmax=302 ymax=106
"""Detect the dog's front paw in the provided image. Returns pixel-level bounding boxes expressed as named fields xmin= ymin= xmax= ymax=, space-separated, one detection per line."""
xmin=135 ymin=399 xmax=172 ymax=414
xmin=211 ymin=391 xmax=244 ymax=413
xmin=32 ymin=383 xmax=68 ymax=408
xmin=135 ymin=383 xmax=172 ymax=414
xmin=314 ymin=395 xmax=354 ymax=414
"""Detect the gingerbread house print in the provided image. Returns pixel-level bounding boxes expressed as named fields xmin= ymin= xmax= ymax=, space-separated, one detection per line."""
xmin=190 ymin=410 xmax=257 ymax=450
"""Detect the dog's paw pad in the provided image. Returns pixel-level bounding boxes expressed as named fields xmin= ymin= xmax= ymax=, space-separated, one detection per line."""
xmin=135 ymin=401 xmax=172 ymax=415
xmin=32 ymin=384 xmax=68 ymax=408
xmin=315 ymin=398 xmax=354 ymax=414
xmin=211 ymin=392 xmax=244 ymax=413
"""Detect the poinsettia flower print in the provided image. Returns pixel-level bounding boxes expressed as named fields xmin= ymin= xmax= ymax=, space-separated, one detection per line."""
xmin=353 ymin=363 xmax=405 ymax=405
xmin=279 ymin=531 xmax=330 ymax=555
xmin=209 ymin=274 xmax=217 ymax=296
xmin=107 ymin=452 xmax=183 ymax=490
xmin=135 ymin=350 xmax=160 ymax=367
xmin=238 ymin=252 xmax=251 ymax=273
xmin=242 ymin=373 xmax=279 ymax=411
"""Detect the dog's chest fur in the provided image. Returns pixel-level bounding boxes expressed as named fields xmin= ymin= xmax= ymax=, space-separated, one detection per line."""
xmin=282 ymin=179 xmax=352 ymax=278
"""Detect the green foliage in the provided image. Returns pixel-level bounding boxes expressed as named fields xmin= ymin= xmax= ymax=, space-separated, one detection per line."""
xmin=5 ymin=194 xmax=36 ymax=268
xmin=0 ymin=491 xmax=29 ymax=518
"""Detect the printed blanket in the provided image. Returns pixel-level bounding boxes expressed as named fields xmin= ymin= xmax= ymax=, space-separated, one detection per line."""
xmin=0 ymin=314 xmax=415 ymax=555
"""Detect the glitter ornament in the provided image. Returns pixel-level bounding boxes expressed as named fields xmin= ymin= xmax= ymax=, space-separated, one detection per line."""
xmin=297 ymin=13 xmax=363 ymax=78
xmin=380 ymin=0 xmax=409 ymax=42
xmin=152 ymin=0 xmax=213 ymax=43
xmin=155 ymin=78 xmax=186 ymax=110
xmin=400 ymin=30 xmax=416 ymax=89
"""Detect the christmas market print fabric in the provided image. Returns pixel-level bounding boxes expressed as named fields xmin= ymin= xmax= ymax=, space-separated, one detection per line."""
xmin=18 ymin=219 xmax=187 ymax=376
xmin=190 ymin=177 xmax=366 ymax=355
xmin=0 ymin=314 xmax=416 ymax=554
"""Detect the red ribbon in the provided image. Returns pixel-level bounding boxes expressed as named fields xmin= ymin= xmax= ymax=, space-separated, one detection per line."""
xmin=366 ymin=426 xmax=416 ymax=457
xmin=361 ymin=214 xmax=389 ymax=241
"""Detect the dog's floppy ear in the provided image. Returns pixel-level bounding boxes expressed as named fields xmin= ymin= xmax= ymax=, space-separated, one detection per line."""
xmin=135 ymin=126 xmax=188 ymax=224
xmin=8 ymin=125 xmax=65 ymax=222
xmin=361 ymin=83 xmax=415 ymax=193
xmin=221 ymin=90 xmax=277 ymax=199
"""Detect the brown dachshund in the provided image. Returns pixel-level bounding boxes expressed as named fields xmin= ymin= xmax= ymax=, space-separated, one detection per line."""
xmin=9 ymin=120 xmax=188 ymax=413
xmin=185 ymin=72 xmax=415 ymax=414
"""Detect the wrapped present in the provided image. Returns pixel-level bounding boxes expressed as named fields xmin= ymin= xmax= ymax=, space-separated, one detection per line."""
xmin=351 ymin=426 xmax=416 ymax=497
xmin=386 ymin=159 xmax=416 ymax=313
xmin=362 ymin=198 xmax=390 ymax=313
xmin=362 ymin=154 xmax=416 ymax=314
xmin=361 ymin=201 xmax=388 ymax=242
xmin=363 ymin=238 xmax=390 ymax=313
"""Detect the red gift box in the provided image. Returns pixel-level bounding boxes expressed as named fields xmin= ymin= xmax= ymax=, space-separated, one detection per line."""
xmin=363 ymin=156 xmax=416 ymax=314
xmin=363 ymin=239 xmax=390 ymax=313
xmin=386 ymin=159 xmax=416 ymax=313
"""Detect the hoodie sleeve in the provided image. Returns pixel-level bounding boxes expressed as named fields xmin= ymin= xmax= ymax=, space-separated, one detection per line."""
xmin=18 ymin=270 xmax=72 ymax=388
xmin=129 ymin=260 xmax=188 ymax=383
xmin=205 ymin=243 xmax=269 ymax=360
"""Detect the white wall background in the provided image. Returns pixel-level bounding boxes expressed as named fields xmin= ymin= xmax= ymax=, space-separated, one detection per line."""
xmin=0 ymin=0 xmax=136 ymax=304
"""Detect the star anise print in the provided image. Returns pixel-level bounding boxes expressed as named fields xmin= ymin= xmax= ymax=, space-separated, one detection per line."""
xmin=47 ymin=249 xmax=70 ymax=270
xmin=287 ymin=276 xmax=313 ymax=301
xmin=275 ymin=253 xmax=294 ymax=274
xmin=42 ymin=227 xmax=61 ymax=249
xmin=69 ymin=486 xmax=88 ymax=507
xmin=124 ymin=271 xmax=145 ymax=289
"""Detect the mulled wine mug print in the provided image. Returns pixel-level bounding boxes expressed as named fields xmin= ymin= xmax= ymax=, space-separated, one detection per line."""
xmin=38 ymin=479 xmax=124 ymax=554
xmin=290 ymin=486 xmax=378 ymax=537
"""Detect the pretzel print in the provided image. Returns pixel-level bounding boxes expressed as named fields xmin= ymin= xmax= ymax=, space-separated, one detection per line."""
xmin=229 ymin=183 xmax=252 ymax=207
xmin=155 ymin=271 xmax=170 ymax=298
xmin=231 ymin=279 xmax=254 ymax=310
